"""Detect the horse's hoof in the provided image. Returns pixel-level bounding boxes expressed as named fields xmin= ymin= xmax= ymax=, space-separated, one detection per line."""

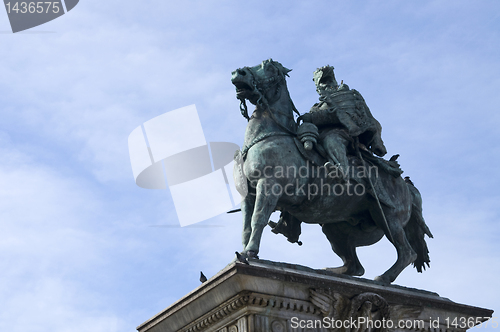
xmin=324 ymin=266 xmax=348 ymax=274
xmin=374 ymin=275 xmax=391 ymax=285
xmin=246 ymin=250 xmax=259 ymax=259
xmin=325 ymin=265 xmax=364 ymax=276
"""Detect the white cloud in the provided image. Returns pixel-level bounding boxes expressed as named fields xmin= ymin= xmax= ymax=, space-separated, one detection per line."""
xmin=0 ymin=144 xmax=128 ymax=331
xmin=0 ymin=0 xmax=499 ymax=330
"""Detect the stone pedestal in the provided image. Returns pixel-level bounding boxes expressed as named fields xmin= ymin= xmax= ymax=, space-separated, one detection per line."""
xmin=137 ymin=260 xmax=493 ymax=332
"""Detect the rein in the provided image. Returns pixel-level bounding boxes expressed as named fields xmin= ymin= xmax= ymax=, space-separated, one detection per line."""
xmin=238 ymin=61 xmax=303 ymax=160
xmin=241 ymin=131 xmax=291 ymax=160
xmin=238 ymin=62 xmax=301 ymax=122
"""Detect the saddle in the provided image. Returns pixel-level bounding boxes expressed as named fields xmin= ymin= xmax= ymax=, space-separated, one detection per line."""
xmin=293 ymin=136 xmax=403 ymax=209
xmin=269 ymin=138 xmax=404 ymax=244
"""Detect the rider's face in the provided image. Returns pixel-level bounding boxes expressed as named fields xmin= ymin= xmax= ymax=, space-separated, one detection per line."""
xmin=315 ymin=72 xmax=338 ymax=95
xmin=317 ymin=80 xmax=337 ymax=96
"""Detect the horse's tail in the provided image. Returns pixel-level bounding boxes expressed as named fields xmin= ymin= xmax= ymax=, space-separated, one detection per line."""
xmin=404 ymin=179 xmax=433 ymax=272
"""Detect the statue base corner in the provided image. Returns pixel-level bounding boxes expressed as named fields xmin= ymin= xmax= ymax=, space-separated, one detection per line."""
xmin=137 ymin=260 xmax=493 ymax=332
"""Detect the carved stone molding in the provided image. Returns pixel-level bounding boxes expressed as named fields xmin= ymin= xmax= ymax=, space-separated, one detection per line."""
xmin=137 ymin=261 xmax=493 ymax=332
xmin=180 ymin=294 xmax=249 ymax=332
xmin=310 ymin=289 xmax=391 ymax=331
xmin=270 ymin=319 xmax=285 ymax=332
xmin=180 ymin=291 xmax=321 ymax=332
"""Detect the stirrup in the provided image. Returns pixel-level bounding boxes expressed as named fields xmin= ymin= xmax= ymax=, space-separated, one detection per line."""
xmin=324 ymin=161 xmax=340 ymax=171
xmin=325 ymin=161 xmax=345 ymax=180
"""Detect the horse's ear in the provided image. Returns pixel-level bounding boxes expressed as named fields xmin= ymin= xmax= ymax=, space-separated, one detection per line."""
xmin=274 ymin=61 xmax=292 ymax=77
xmin=283 ymin=66 xmax=292 ymax=77
xmin=266 ymin=59 xmax=292 ymax=77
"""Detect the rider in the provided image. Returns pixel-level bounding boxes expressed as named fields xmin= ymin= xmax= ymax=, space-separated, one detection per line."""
xmin=299 ymin=66 xmax=387 ymax=176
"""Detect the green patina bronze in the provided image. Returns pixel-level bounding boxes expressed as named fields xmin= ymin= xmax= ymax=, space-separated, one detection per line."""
xmin=231 ymin=59 xmax=433 ymax=284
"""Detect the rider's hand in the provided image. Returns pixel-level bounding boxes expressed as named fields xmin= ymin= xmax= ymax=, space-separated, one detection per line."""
xmin=298 ymin=113 xmax=312 ymax=123
xmin=371 ymin=142 xmax=387 ymax=157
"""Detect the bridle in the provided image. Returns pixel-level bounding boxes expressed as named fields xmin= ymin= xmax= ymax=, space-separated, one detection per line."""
xmin=238 ymin=61 xmax=300 ymax=122
xmin=238 ymin=61 xmax=302 ymax=159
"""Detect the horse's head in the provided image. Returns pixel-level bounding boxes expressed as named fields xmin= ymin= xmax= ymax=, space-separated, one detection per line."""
xmin=231 ymin=59 xmax=292 ymax=112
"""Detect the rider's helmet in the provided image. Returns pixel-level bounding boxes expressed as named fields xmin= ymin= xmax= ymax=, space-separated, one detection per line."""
xmin=313 ymin=65 xmax=338 ymax=95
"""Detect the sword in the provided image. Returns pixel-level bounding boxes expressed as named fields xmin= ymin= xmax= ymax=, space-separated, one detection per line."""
xmin=355 ymin=138 xmax=394 ymax=243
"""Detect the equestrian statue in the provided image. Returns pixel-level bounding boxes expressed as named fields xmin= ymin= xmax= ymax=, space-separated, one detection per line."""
xmin=231 ymin=59 xmax=433 ymax=284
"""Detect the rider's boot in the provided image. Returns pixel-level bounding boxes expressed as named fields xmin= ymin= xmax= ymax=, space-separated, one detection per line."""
xmin=322 ymin=133 xmax=350 ymax=181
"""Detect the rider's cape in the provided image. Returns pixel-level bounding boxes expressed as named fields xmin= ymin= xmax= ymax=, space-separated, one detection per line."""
xmin=309 ymin=86 xmax=387 ymax=157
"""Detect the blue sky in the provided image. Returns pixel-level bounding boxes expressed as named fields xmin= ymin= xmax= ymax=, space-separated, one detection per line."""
xmin=0 ymin=1 xmax=499 ymax=331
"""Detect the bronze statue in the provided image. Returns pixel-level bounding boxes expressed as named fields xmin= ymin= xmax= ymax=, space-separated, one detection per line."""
xmin=300 ymin=65 xmax=387 ymax=179
xmin=231 ymin=59 xmax=433 ymax=284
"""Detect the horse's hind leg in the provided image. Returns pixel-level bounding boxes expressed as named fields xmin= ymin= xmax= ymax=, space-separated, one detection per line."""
xmin=322 ymin=222 xmax=367 ymax=276
xmin=373 ymin=208 xmax=417 ymax=284
xmin=243 ymin=179 xmax=280 ymax=257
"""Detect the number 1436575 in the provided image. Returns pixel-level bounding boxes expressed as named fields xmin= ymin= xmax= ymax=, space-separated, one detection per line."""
xmin=5 ymin=2 xmax=60 ymax=14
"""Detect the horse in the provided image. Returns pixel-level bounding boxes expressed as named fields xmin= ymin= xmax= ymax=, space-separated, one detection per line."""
xmin=231 ymin=59 xmax=432 ymax=284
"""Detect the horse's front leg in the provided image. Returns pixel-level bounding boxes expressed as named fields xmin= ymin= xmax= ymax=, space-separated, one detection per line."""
xmin=243 ymin=178 xmax=281 ymax=257
xmin=241 ymin=193 xmax=255 ymax=249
